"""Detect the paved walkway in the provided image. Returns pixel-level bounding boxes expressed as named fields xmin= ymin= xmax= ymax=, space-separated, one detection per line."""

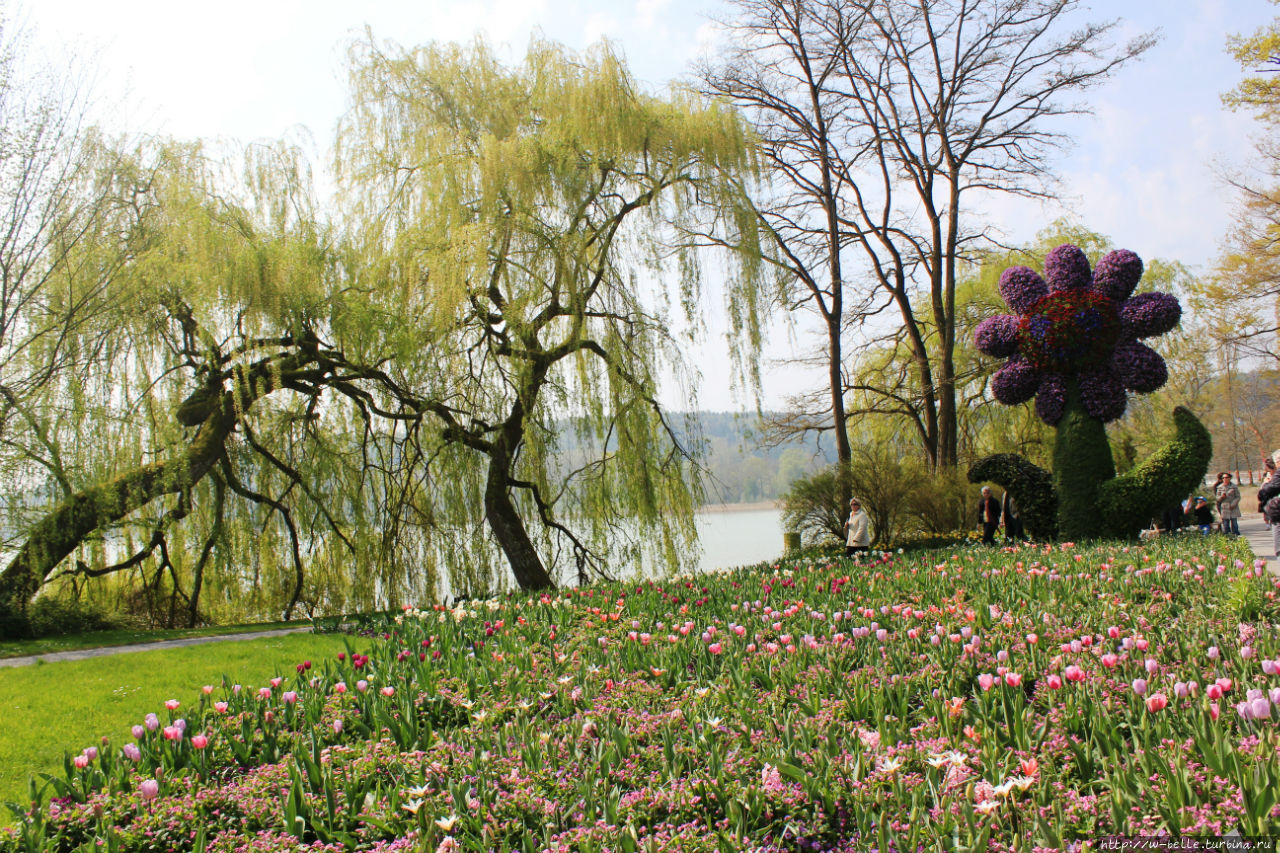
xmin=1238 ymin=511 xmax=1279 ymax=575
xmin=0 ymin=627 xmax=312 ymax=669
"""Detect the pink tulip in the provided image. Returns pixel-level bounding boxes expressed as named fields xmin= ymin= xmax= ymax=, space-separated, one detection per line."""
xmin=381 ymin=686 xmax=395 ymax=697
xmin=1145 ymin=693 xmax=1168 ymax=713
xmin=1107 ymin=626 xmax=1121 ymax=639
xmin=1005 ymin=672 xmax=1022 ymax=687
xmin=708 ymin=642 xmax=723 ymax=655
xmin=283 ymin=691 xmax=298 ymax=704
xmin=131 ymin=725 xmax=145 ymax=740
xmin=1207 ymin=646 xmax=1220 ymax=661
xmin=1242 ymin=646 xmax=1255 ymax=660
xmin=1045 ymin=674 xmax=1063 ymax=690
xmin=1064 ymin=665 xmax=1085 ymax=683
xmin=977 ymin=673 xmax=995 ymax=691
xmin=1173 ymin=682 xmax=1189 ymax=698
xmin=333 ymin=719 xmax=344 ymax=735
xmin=1101 ymin=654 xmax=1118 ymax=668
xmin=144 ymin=714 xmax=159 ymax=732
xmin=1145 ymin=658 xmax=1158 ymax=674
xmin=164 ymin=699 xmax=180 ymax=711
xmin=1207 ymin=683 xmax=1224 ymax=700
xmin=1251 ymin=698 xmax=1272 ymax=719
xmin=1132 ymin=678 xmax=1147 ymax=695
xmin=1134 ymin=638 xmax=1148 ymax=651
xmin=84 ymin=747 xmax=97 ymax=761
xmin=1210 ymin=702 xmax=1221 ymax=720
xmin=122 ymin=744 xmax=141 ymax=762
xmin=201 ymin=685 xmax=214 ymax=695
xmin=1026 ymin=633 xmax=1038 ymax=645
xmin=73 ymin=755 xmax=89 ymax=769
xmin=213 ymin=701 xmax=228 ymax=713
xmin=191 ymin=734 xmax=208 ymax=749
xmin=270 ymin=677 xmax=283 ymax=688
xmin=334 ymin=682 xmax=347 ymax=694
xmin=257 ymin=687 xmax=272 ymax=700
xmin=1263 ymin=660 xmax=1279 ymax=676
xmin=139 ymin=779 xmax=159 ymax=802
xmin=162 ymin=726 xmax=182 ymax=742
xmin=1216 ymin=677 xmax=1233 ymax=693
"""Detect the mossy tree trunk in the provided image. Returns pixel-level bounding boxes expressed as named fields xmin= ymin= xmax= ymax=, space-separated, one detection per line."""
xmin=1052 ymin=383 xmax=1116 ymax=540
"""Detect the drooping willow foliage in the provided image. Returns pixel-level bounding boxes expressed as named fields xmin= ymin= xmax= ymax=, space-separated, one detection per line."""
xmin=0 ymin=36 xmax=772 ymax=633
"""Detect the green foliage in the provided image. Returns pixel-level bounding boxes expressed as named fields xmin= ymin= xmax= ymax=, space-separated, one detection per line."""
xmin=1052 ymin=388 xmax=1117 ymax=540
xmin=966 ymin=454 xmax=1058 ymax=541
xmin=1097 ymin=406 xmax=1214 ymax=538
xmin=780 ymin=466 xmax=846 ymax=545
xmin=25 ymin=597 xmax=125 ymax=638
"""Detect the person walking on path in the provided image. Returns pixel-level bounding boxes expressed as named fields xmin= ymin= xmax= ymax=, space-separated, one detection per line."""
xmin=978 ymin=486 xmax=1002 ymax=546
xmin=1259 ymin=471 xmax=1280 ymax=556
xmin=1001 ymin=490 xmax=1023 ymax=541
xmin=1215 ymin=472 xmax=1242 ymax=537
xmin=844 ymin=497 xmax=871 ymax=558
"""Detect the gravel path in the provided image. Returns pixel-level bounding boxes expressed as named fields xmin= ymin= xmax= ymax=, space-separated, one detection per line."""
xmin=0 ymin=627 xmax=312 ymax=669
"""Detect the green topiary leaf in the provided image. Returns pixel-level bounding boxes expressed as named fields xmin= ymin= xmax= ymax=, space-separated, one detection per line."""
xmin=967 ymin=454 xmax=1058 ymax=541
xmin=1096 ymin=406 xmax=1212 ymax=538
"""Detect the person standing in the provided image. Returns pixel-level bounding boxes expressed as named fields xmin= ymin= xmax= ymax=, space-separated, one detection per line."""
xmin=844 ymin=497 xmax=871 ymax=558
xmin=1192 ymin=496 xmax=1214 ymax=535
xmin=978 ymin=486 xmax=1002 ymax=545
xmin=1001 ymin=490 xmax=1023 ymax=541
xmin=1215 ymin=472 xmax=1241 ymax=537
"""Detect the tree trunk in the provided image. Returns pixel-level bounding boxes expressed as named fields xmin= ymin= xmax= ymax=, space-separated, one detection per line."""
xmin=484 ymin=456 xmax=555 ymax=590
xmin=0 ymin=403 xmax=237 ymax=621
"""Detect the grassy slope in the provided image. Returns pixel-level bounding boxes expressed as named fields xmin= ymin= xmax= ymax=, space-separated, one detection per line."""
xmin=0 ymin=621 xmax=303 ymax=660
xmin=0 ymin=632 xmax=352 ymax=815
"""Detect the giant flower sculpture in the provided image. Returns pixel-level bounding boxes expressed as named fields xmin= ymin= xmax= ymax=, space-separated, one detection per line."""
xmin=973 ymin=245 xmax=1180 ymax=425
xmin=967 ymin=244 xmax=1209 ymax=541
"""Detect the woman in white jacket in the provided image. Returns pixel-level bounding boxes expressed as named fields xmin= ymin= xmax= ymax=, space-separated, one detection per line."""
xmin=845 ymin=497 xmax=871 ymax=557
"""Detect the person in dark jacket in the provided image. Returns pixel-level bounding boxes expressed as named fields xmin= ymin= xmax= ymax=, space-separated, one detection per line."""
xmin=978 ymin=486 xmax=1001 ymax=545
xmin=1192 ymin=496 xmax=1214 ymax=535
xmin=1001 ymin=490 xmax=1023 ymax=541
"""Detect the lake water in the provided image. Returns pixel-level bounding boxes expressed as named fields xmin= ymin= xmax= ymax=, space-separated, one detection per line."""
xmin=694 ymin=506 xmax=786 ymax=574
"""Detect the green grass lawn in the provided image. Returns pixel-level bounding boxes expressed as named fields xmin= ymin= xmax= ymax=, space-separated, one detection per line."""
xmin=0 ymin=631 xmax=353 ymax=818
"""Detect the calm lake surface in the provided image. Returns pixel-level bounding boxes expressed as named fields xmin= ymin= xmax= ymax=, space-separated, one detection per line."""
xmin=694 ymin=506 xmax=785 ymax=575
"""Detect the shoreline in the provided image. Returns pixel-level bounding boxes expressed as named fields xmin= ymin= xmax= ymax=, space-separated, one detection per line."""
xmin=696 ymin=500 xmax=781 ymax=514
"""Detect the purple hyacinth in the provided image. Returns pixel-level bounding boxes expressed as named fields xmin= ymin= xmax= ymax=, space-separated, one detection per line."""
xmin=974 ymin=245 xmax=1181 ymax=425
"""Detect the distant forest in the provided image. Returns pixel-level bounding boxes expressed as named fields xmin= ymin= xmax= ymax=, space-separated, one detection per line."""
xmin=686 ymin=412 xmax=838 ymax=506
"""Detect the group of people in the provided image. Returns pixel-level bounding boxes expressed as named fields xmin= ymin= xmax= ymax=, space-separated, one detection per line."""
xmin=977 ymin=486 xmax=1022 ymax=545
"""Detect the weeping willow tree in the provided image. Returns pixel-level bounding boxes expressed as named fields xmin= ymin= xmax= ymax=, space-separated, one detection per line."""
xmin=0 ymin=134 xmax=437 ymax=629
xmin=334 ymin=37 xmax=765 ymax=591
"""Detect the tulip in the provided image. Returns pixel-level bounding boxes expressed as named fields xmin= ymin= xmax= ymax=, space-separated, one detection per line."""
xmin=381 ymin=686 xmax=395 ymax=697
xmin=333 ymin=719 xmax=344 ymax=735
xmin=1174 ymin=682 xmax=1188 ymax=698
xmin=191 ymin=734 xmax=208 ymax=749
xmin=214 ymin=701 xmax=228 ymax=713
xmin=356 ymin=680 xmax=368 ymax=692
xmin=122 ymin=744 xmax=141 ymax=762
xmin=1101 ymin=654 xmax=1118 ymax=668
xmin=139 ymin=779 xmax=159 ymax=802
xmin=1064 ymin=665 xmax=1085 ymax=682
xmin=131 ymin=725 xmax=145 ymax=740
xmin=1207 ymin=683 xmax=1223 ymax=700
xmin=1145 ymin=693 xmax=1168 ymax=713
xmin=1005 ymin=672 xmax=1022 ymax=687
xmin=282 ymin=691 xmax=298 ymax=704
xmin=977 ymin=673 xmax=995 ymax=691
xmin=144 ymin=713 xmax=159 ymax=732
xmin=708 ymin=642 xmax=723 ymax=655
xmin=1045 ymin=674 xmax=1063 ymax=690
xmin=1251 ymin=697 xmax=1272 ymax=719
xmin=1263 ymin=660 xmax=1278 ymax=676
xmin=1210 ymin=702 xmax=1220 ymax=721
xmin=1208 ymin=646 xmax=1220 ymax=660
xmin=1145 ymin=658 xmax=1158 ymax=674
xmin=73 ymin=755 xmax=89 ymax=769
xmin=164 ymin=699 xmax=180 ymax=711
xmin=1132 ymin=678 xmax=1147 ymax=695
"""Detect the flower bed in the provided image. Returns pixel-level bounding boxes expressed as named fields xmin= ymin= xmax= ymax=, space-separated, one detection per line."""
xmin=4 ymin=536 xmax=1279 ymax=851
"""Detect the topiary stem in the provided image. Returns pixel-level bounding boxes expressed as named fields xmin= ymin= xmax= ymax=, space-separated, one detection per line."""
xmin=1052 ymin=382 xmax=1115 ymax=540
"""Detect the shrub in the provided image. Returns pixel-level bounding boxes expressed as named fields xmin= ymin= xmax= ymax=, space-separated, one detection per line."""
xmin=1097 ymin=406 xmax=1213 ymax=538
xmin=967 ymin=453 xmax=1058 ymax=541
xmin=26 ymin=596 xmax=124 ymax=637
xmin=781 ymin=466 xmax=846 ymax=545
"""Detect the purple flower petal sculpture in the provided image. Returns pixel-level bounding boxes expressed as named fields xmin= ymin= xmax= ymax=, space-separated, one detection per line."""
xmin=969 ymin=244 xmax=1202 ymax=542
xmin=973 ymin=245 xmax=1179 ymax=426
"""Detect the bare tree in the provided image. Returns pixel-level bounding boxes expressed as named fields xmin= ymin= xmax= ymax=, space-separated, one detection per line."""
xmin=704 ymin=0 xmax=1155 ymax=469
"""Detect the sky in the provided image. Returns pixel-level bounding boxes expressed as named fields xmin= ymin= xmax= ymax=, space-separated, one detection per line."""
xmin=21 ymin=0 xmax=1279 ymax=412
